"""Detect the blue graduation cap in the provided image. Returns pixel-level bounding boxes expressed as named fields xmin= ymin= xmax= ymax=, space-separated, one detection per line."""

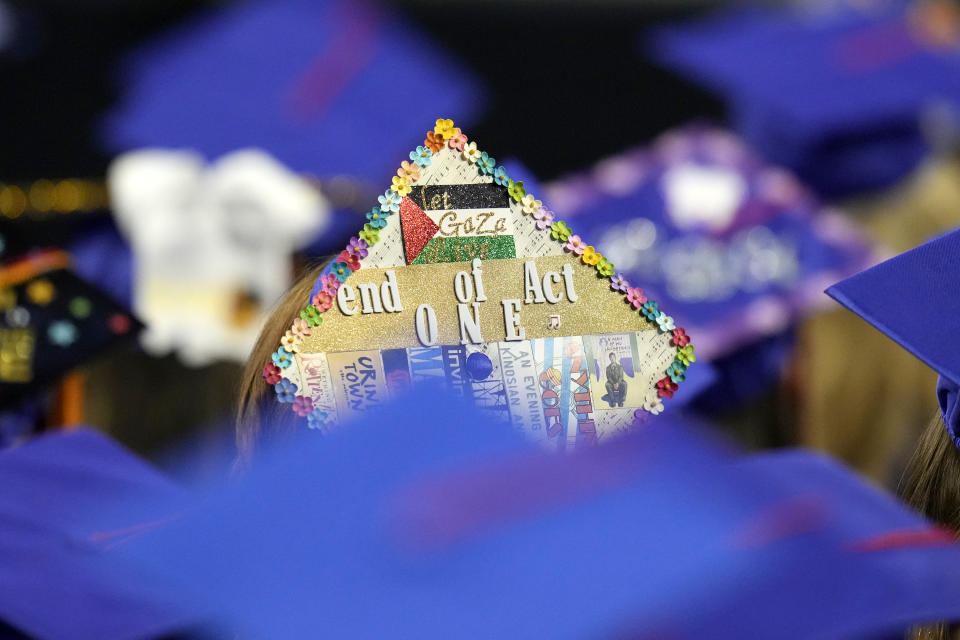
xmin=543 ymin=126 xmax=873 ymax=367
xmin=653 ymin=2 xmax=960 ymax=196
xmin=102 ymin=0 xmax=484 ymax=183
xmin=0 ymin=428 xmax=195 ymax=639
xmin=106 ymin=386 xmax=960 ymax=638
xmin=828 ymin=226 xmax=960 ymax=448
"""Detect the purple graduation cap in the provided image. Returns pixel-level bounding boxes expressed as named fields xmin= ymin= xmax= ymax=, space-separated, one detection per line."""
xmin=106 ymin=386 xmax=960 ymax=638
xmin=543 ymin=126 xmax=873 ymax=365
xmin=827 ymin=226 xmax=960 ymax=448
xmin=0 ymin=428 xmax=194 ymax=639
xmin=101 ymin=0 xmax=484 ymax=183
xmin=652 ymin=1 xmax=960 ymax=196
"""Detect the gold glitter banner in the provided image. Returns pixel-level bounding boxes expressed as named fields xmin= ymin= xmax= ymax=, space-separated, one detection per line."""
xmin=301 ymin=255 xmax=656 ymax=353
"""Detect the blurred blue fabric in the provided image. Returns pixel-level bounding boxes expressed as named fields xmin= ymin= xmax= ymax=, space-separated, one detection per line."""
xmin=101 ymin=0 xmax=484 ymax=183
xmin=0 ymin=429 xmax=194 ymax=639
xmin=653 ymin=2 xmax=960 ymax=195
xmin=102 ymin=386 xmax=960 ymax=639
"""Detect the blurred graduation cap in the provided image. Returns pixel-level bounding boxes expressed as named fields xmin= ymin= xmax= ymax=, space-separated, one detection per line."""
xmin=0 ymin=250 xmax=140 ymax=409
xmin=107 ymin=386 xmax=960 ymax=638
xmin=653 ymin=1 xmax=960 ymax=196
xmin=0 ymin=428 xmax=195 ymax=639
xmin=543 ymin=126 xmax=873 ymax=403
xmin=101 ymin=0 xmax=484 ymax=183
xmin=828 ymin=226 xmax=960 ymax=448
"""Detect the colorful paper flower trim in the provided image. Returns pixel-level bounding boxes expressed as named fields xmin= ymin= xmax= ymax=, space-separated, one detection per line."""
xmin=264 ymin=118 xmax=695 ymax=423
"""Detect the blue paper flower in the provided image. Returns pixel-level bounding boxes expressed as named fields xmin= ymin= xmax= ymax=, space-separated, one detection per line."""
xmin=48 ymin=320 xmax=77 ymax=347
xmin=410 ymin=145 xmax=434 ymax=168
xmin=655 ymin=312 xmax=676 ymax=332
xmin=332 ymin=261 xmax=352 ymax=282
xmin=477 ymin=152 xmax=496 ymax=175
xmin=377 ymin=189 xmax=402 ymax=214
xmin=272 ymin=347 xmax=293 ymax=369
xmin=667 ymin=361 xmax=687 ymax=384
xmin=493 ymin=167 xmax=510 ymax=186
xmin=275 ymin=378 xmax=298 ymax=403
xmin=366 ymin=206 xmax=388 ymax=229
xmin=307 ymin=408 xmax=328 ymax=430
xmin=641 ymin=300 xmax=660 ymax=321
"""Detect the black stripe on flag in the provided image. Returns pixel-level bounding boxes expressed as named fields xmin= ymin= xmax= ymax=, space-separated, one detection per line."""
xmin=408 ymin=183 xmax=509 ymax=211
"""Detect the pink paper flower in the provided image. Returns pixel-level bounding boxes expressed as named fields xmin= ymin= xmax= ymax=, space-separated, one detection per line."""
xmin=338 ymin=250 xmax=361 ymax=272
xmin=312 ymin=290 xmax=334 ymax=313
xmin=290 ymin=317 xmax=312 ymax=340
xmin=564 ymin=234 xmax=586 ymax=255
xmin=398 ymin=160 xmax=422 ymax=182
xmin=448 ymin=128 xmax=467 ymax=151
xmin=321 ymin=273 xmax=342 ymax=295
xmin=625 ymin=286 xmax=647 ymax=309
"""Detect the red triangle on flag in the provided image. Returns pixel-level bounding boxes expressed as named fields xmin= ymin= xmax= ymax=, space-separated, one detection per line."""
xmin=399 ymin=197 xmax=440 ymax=264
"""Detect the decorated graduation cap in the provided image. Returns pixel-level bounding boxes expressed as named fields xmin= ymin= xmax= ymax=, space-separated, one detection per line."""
xmin=653 ymin=1 xmax=960 ymax=196
xmin=828 ymin=227 xmax=960 ymax=448
xmin=102 ymin=0 xmax=483 ymax=183
xmin=109 ymin=387 xmax=960 ymax=638
xmin=262 ymin=119 xmax=697 ymax=446
xmin=543 ymin=126 xmax=872 ymax=363
xmin=0 ymin=250 xmax=139 ymax=407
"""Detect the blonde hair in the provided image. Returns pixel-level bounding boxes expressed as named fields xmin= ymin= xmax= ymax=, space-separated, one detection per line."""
xmin=900 ymin=412 xmax=960 ymax=532
xmin=235 ymin=261 xmax=329 ymax=468
xmin=900 ymin=414 xmax=960 ymax=640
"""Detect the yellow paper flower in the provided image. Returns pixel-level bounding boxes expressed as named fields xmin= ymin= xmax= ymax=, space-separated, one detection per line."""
xmin=434 ymin=118 xmax=455 ymax=140
xmin=391 ymin=175 xmax=411 ymax=197
xmin=581 ymin=246 xmax=601 ymax=266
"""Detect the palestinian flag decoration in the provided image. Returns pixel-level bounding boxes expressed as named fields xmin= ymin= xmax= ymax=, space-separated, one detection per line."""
xmin=263 ymin=120 xmax=695 ymax=450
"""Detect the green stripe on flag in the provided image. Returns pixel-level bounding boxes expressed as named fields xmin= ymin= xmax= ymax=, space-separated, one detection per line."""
xmin=411 ymin=236 xmax=516 ymax=265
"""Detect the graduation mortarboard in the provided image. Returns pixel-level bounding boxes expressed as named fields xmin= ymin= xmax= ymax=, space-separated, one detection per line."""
xmin=102 ymin=0 xmax=483 ymax=184
xmin=543 ymin=126 xmax=873 ymax=364
xmin=257 ymin=118 xmax=699 ymax=448
xmin=0 ymin=250 xmax=139 ymax=408
xmin=653 ymin=2 xmax=960 ymax=196
xmin=0 ymin=428 xmax=195 ymax=639
xmin=827 ymin=226 xmax=960 ymax=448
xmin=108 ymin=387 xmax=960 ymax=638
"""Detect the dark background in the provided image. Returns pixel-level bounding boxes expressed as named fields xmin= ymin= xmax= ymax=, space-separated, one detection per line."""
xmin=0 ymin=0 xmax=724 ymax=183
